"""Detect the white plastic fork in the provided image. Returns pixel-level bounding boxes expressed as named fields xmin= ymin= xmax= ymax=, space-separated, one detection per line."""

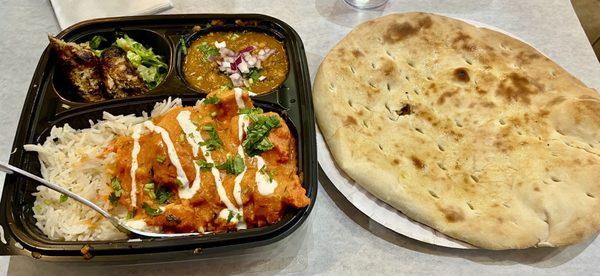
xmin=0 ymin=161 xmax=199 ymax=238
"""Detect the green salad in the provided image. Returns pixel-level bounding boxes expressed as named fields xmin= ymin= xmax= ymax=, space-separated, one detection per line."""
xmin=89 ymin=35 xmax=168 ymax=89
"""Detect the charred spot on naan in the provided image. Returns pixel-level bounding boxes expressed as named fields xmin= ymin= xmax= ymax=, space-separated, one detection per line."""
xmin=383 ymin=15 xmax=433 ymax=44
xmin=437 ymin=204 xmax=465 ymax=223
xmin=453 ymin=68 xmax=470 ymax=82
xmin=496 ymin=73 xmax=544 ymax=104
xmin=451 ymin=31 xmax=477 ymax=52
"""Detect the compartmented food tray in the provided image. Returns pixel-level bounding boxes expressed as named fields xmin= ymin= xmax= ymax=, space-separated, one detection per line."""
xmin=0 ymin=14 xmax=316 ymax=262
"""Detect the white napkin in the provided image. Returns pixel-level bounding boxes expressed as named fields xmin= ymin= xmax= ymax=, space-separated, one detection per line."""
xmin=50 ymin=0 xmax=173 ymax=29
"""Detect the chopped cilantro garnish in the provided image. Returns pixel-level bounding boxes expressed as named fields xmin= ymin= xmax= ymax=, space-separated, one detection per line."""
xmin=198 ymin=42 xmax=219 ymax=61
xmin=227 ymin=210 xmax=234 ymax=222
xmin=142 ymin=202 xmax=163 ymax=217
xmin=180 ymin=37 xmax=187 ymax=55
xmin=175 ymin=178 xmax=184 ymax=188
xmin=110 ymin=177 xmax=123 ymax=204
xmin=108 ymin=192 xmax=119 ymax=206
xmin=155 ymin=186 xmax=173 ymax=204
xmin=203 ymin=96 xmax=221 ymax=105
xmin=242 ymin=115 xmax=281 ymax=156
xmin=259 ymin=165 xmax=275 ymax=183
xmin=111 ymin=177 xmax=122 ymax=195
xmin=239 ymin=107 xmax=263 ymax=122
xmin=199 ymin=124 xmax=223 ymax=151
xmin=216 ymin=154 xmax=245 ymax=175
xmin=144 ymin=182 xmax=156 ymax=199
xmin=156 ymin=155 xmax=166 ymax=163
xmin=178 ymin=133 xmax=186 ymax=143
xmin=59 ymin=194 xmax=68 ymax=203
xmin=247 ymin=68 xmax=262 ymax=83
xmin=126 ymin=210 xmax=135 ymax=220
xmin=195 ymin=159 xmax=214 ymax=170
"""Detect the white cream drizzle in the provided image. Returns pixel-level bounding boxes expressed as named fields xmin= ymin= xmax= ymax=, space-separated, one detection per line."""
xmin=176 ymin=111 xmax=203 ymax=199
xmin=173 ymin=111 xmax=237 ymax=211
xmin=234 ymin=88 xmax=246 ymax=109
xmin=129 ymin=124 xmax=142 ymax=207
xmin=143 ymin=121 xmax=189 ymax=188
xmin=255 ymin=155 xmax=278 ymax=195
xmin=232 ymin=114 xmax=251 ymax=230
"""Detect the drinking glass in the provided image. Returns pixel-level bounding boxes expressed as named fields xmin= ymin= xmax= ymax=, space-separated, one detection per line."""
xmin=343 ymin=0 xmax=389 ymax=9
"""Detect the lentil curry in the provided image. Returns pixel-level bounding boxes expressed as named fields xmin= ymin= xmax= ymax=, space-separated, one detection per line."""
xmin=183 ymin=32 xmax=288 ymax=94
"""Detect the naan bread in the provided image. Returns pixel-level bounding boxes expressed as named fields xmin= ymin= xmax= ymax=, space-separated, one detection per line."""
xmin=313 ymin=12 xmax=600 ymax=249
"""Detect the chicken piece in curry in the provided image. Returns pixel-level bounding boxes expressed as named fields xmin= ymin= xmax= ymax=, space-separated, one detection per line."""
xmin=107 ymin=88 xmax=310 ymax=233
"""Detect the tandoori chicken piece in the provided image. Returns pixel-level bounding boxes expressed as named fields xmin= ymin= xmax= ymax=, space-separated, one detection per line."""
xmin=100 ymin=47 xmax=149 ymax=98
xmin=48 ymin=36 xmax=107 ymax=102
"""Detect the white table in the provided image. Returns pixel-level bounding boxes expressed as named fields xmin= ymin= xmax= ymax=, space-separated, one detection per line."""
xmin=1 ymin=0 xmax=599 ymax=274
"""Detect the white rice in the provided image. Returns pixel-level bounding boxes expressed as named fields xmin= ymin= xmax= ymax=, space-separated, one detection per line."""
xmin=24 ymin=98 xmax=182 ymax=241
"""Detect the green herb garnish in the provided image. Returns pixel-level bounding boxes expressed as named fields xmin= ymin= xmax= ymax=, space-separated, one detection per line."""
xmin=239 ymin=107 xmax=264 ymax=122
xmin=259 ymin=165 xmax=275 ymax=183
xmin=126 ymin=209 xmax=135 ymax=219
xmin=247 ymin=68 xmax=262 ymax=83
xmin=109 ymin=177 xmax=123 ymax=205
xmin=108 ymin=193 xmax=119 ymax=205
xmin=195 ymin=159 xmax=214 ymax=170
xmin=199 ymin=124 xmax=223 ymax=151
xmin=203 ymin=96 xmax=221 ymax=105
xmin=227 ymin=210 xmax=234 ymax=222
xmin=175 ymin=178 xmax=184 ymax=188
xmin=111 ymin=177 xmax=123 ymax=196
xmin=156 ymin=155 xmax=167 ymax=163
xmin=178 ymin=133 xmax=186 ymax=143
xmin=155 ymin=186 xmax=173 ymax=204
xmin=216 ymin=154 xmax=245 ymax=175
xmin=180 ymin=37 xmax=187 ymax=55
xmin=142 ymin=202 xmax=163 ymax=217
xmin=242 ymin=116 xmax=281 ymax=156
xmin=144 ymin=183 xmax=156 ymax=199
xmin=198 ymin=42 xmax=219 ymax=61
xmin=59 ymin=194 xmax=68 ymax=203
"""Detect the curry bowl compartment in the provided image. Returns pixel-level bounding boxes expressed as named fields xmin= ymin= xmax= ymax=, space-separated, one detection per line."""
xmin=176 ymin=24 xmax=292 ymax=97
xmin=51 ymin=29 xmax=173 ymax=105
xmin=6 ymin=94 xmax=316 ymax=259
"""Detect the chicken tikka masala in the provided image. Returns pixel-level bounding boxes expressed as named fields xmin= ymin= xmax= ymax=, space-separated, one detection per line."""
xmin=107 ymin=88 xmax=309 ymax=233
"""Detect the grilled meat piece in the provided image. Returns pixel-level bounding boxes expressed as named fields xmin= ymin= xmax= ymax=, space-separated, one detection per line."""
xmin=48 ymin=36 xmax=107 ymax=102
xmin=100 ymin=47 xmax=148 ymax=98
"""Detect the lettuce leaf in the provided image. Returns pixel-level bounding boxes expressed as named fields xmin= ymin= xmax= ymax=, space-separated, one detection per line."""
xmin=115 ymin=35 xmax=167 ymax=89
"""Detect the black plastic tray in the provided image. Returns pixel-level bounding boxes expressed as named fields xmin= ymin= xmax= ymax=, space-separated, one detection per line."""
xmin=0 ymin=14 xmax=316 ymax=262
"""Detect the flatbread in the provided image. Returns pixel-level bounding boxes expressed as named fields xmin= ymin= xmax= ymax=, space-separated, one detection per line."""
xmin=313 ymin=12 xmax=600 ymax=249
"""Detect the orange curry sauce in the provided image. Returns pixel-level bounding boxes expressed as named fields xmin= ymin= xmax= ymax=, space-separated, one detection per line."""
xmin=106 ymin=89 xmax=309 ymax=233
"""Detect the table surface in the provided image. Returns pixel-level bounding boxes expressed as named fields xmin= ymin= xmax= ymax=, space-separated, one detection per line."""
xmin=1 ymin=0 xmax=600 ymax=275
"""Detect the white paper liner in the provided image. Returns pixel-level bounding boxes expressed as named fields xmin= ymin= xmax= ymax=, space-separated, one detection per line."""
xmin=316 ymin=16 xmax=540 ymax=249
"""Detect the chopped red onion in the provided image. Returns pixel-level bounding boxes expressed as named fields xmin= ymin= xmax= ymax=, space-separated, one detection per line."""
xmin=210 ymin=44 xmax=275 ymax=89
